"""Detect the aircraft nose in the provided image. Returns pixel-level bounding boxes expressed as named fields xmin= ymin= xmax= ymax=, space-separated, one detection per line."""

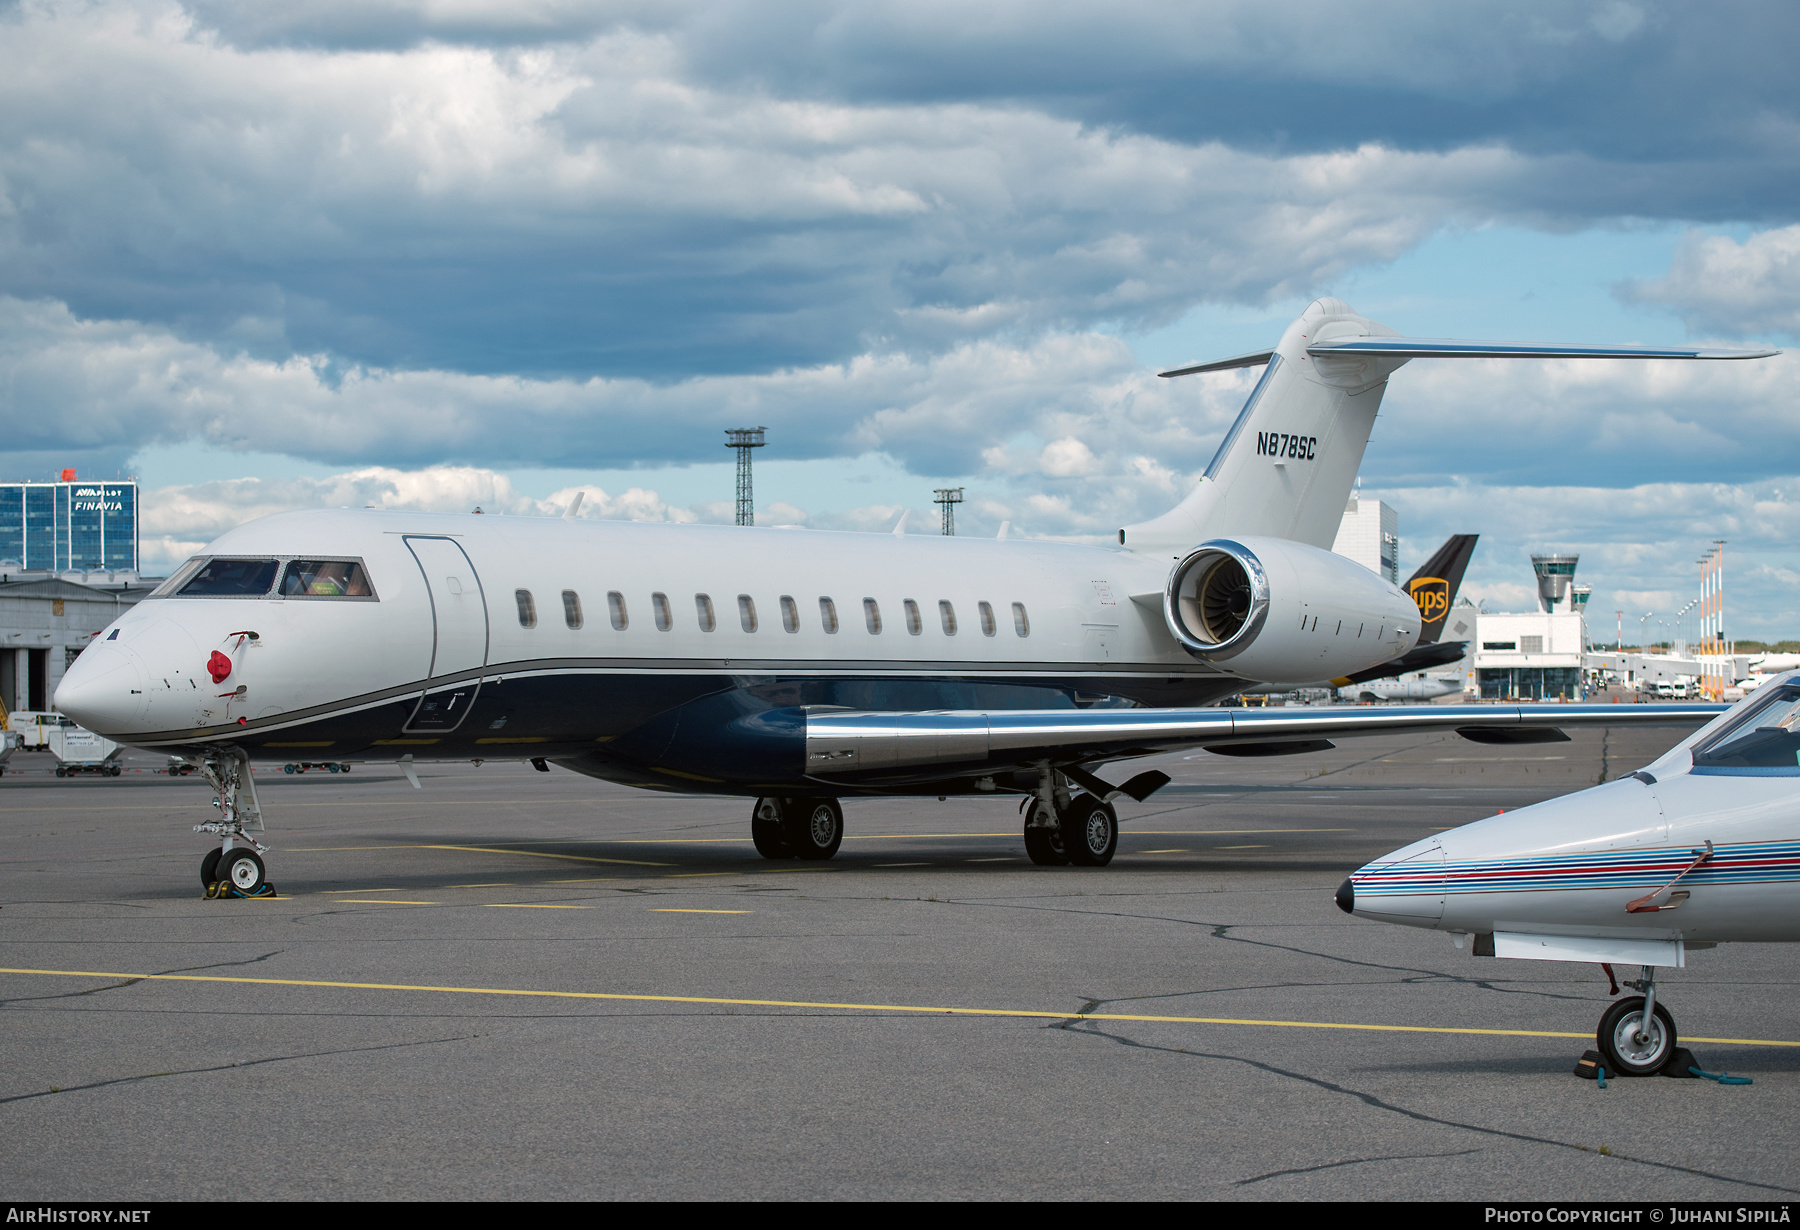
xmin=54 ymin=640 xmax=148 ymax=735
xmin=1334 ymin=877 xmax=1354 ymax=914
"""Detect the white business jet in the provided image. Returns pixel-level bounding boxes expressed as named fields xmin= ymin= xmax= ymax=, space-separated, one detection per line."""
xmin=54 ymin=298 xmax=1767 ymax=896
xmin=1340 ymin=673 xmax=1800 ymax=1076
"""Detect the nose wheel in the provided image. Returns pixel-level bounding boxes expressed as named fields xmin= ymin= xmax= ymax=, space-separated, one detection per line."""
xmin=194 ymin=747 xmax=275 ymax=897
xmin=1596 ymin=967 xmax=1679 ymax=1077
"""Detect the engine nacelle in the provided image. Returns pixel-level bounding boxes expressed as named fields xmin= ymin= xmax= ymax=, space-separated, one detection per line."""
xmin=1164 ymin=536 xmax=1420 ymax=685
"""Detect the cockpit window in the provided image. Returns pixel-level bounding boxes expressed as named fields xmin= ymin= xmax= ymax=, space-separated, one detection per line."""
xmin=280 ymin=559 xmax=375 ymax=599
xmin=150 ymin=557 xmax=208 ymax=597
xmin=177 ymin=558 xmax=281 ymax=597
xmin=1691 ymin=682 xmax=1800 ymax=774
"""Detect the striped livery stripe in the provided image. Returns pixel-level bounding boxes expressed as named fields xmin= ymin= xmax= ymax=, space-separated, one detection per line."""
xmin=1353 ymin=840 xmax=1800 ymax=898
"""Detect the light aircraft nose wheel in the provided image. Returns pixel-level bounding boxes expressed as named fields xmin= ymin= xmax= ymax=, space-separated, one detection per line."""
xmin=751 ymin=797 xmax=793 ymax=859
xmin=783 ymin=797 xmax=844 ymax=861
xmin=1597 ymin=995 xmax=1677 ymax=1077
xmin=1060 ymin=793 xmax=1118 ymax=867
xmin=1023 ymin=801 xmax=1070 ymax=866
xmin=218 ymin=848 xmax=267 ymax=896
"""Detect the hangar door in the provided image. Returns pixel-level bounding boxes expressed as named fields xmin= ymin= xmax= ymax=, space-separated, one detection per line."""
xmin=402 ymin=536 xmax=489 ymax=734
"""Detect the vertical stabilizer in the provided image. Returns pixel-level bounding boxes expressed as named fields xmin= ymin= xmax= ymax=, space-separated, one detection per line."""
xmin=1121 ymin=298 xmax=1408 ymax=559
xmin=1404 ymin=534 xmax=1478 ymax=645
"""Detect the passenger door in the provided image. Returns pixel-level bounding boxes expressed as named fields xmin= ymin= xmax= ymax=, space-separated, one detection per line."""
xmin=403 ymin=536 xmax=488 ymax=733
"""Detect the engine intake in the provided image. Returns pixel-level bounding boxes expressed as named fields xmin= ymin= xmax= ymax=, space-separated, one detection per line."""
xmin=1163 ymin=536 xmax=1420 ymax=683
xmin=1167 ymin=540 xmax=1269 ymax=660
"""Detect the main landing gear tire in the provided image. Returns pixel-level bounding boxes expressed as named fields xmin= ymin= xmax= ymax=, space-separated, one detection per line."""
xmin=200 ymin=847 xmax=222 ymax=889
xmin=1597 ymin=995 xmax=1678 ymax=1077
xmin=751 ymin=797 xmax=791 ymax=859
xmin=218 ymin=848 xmax=267 ymax=896
xmin=1023 ymin=802 xmax=1070 ymax=866
xmin=1061 ymin=794 xmax=1118 ymax=867
xmin=751 ymin=797 xmax=845 ymax=860
xmin=784 ymin=798 xmax=844 ymax=860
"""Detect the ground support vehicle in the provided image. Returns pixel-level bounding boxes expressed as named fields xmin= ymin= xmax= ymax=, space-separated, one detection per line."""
xmin=48 ymin=724 xmax=122 ymax=777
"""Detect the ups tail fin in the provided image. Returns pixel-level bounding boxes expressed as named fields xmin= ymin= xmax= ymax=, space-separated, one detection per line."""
xmin=1405 ymin=534 xmax=1478 ymax=644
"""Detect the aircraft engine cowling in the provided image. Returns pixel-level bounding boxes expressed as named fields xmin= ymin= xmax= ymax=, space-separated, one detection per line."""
xmin=1164 ymin=536 xmax=1421 ymax=685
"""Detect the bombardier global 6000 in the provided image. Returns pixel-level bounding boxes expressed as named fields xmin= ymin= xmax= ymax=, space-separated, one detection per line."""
xmin=54 ymin=298 xmax=1769 ymax=895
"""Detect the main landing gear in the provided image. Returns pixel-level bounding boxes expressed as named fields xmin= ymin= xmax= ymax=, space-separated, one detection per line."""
xmin=751 ymin=797 xmax=845 ymax=861
xmin=192 ymin=747 xmax=274 ymax=897
xmin=1596 ymin=966 xmax=1678 ymax=1077
xmin=1022 ymin=770 xmax=1118 ymax=867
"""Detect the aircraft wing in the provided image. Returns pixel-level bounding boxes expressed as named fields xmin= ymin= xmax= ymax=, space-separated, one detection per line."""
xmin=801 ymin=701 xmax=1723 ymax=787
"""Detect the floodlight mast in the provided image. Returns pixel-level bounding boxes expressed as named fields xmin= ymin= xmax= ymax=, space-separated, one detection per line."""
xmin=933 ymin=487 xmax=964 ymax=536
xmin=725 ymin=428 xmax=767 ymax=527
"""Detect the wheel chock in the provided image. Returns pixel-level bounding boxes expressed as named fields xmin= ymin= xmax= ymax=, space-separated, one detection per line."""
xmin=1659 ymin=1047 xmax=1701 ymax=1078
xmin=1573 ymin=1049 xmax=1608 ymax=1083
xmin=202 ymin=881 xmax=279 ymax=900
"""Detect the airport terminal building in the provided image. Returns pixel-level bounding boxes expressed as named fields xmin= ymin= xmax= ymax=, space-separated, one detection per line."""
xmin=0 ymin=476 xmax=139 ymax=574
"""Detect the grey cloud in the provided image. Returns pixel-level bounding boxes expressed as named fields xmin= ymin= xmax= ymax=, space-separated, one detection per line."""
xmin=2 ymin=1 xmax=1791 ymax=390
xmin=1625 ymin=226 xmax=1800 ymax=340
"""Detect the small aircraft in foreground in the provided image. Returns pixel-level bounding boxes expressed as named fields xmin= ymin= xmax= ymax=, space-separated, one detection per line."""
xmin=1339 ymin=673 xmax=1800 ymax=1076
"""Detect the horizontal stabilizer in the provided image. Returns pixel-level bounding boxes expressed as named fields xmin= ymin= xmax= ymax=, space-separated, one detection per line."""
xmin=1157 ymin=349 xmax=1276 ymax=378
xmin=1333 ymin=639 xmax=1468 ymax=687
xmin=1306 ymin=337 xmax=1779 ymax=361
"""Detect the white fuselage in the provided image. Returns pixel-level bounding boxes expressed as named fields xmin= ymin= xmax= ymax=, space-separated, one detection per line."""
xmin=52 ymin=509 xmax=1416 ymax=793
xmin=1348 ymin=675 xmax=1800 ymax=947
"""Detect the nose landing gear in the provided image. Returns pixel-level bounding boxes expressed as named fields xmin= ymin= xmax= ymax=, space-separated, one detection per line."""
xmin=1596 ymin=966 xmax=1678 ymax=1077
xmin=192 ymin=747 xmax=274 ymax=897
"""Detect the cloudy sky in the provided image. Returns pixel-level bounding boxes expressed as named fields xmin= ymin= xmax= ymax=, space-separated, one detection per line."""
xmin=4 ymin=0 xmax=1799 ymax=637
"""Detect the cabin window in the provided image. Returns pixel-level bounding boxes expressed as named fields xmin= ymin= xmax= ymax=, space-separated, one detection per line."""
xmin=819 ymin=597 xmax=839 ymax=634
xmin=780 ymin=595 xmax=799 ymax=633
xmin=178 ymin=558 xmax=280 ymax=597
xmin=652 ymin=592 xmax=672 ymax=631
xmin=608 ymin=591 xmax=628 ymax=631
xmin=516 ymin=589 xmax=537 ymax=628
xmin=280 ymin=559 xmax=375 ymax=599
xmin=738 ymin=595 xmax=758 ymax=633
xmin=863 ymin=598 xmax=882 ymax=634
xmin=562 ymin=590 xmax=583 ymax=629
xmin=695 ymin=594 xmax=716 ymax=632
xmin=903 ymin=599 xmax=922 ymax=636
xmin=939 ymin=600 xmax=957 ymax=635
xmin=1011 ymin=602 xmax=1030 ymax=637
xmin=978 ymin=601 xmax=997 ymax=637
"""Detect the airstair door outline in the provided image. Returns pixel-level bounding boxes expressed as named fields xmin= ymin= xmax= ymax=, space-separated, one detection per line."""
xmin=402 ymin=536 xmax=488 ymax=734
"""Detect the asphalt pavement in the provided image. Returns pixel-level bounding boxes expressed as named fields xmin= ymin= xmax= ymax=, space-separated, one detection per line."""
xmin=3 ymin=722 xmax=1795 ymax=1200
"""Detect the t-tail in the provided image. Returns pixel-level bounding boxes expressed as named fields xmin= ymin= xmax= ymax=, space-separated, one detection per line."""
xmin=1119 ymin=297 xmax=1777 ymax=560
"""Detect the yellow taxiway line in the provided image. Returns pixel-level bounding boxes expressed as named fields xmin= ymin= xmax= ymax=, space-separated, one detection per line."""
xmin=1 ymin=966 xmax=1795 ymax=1048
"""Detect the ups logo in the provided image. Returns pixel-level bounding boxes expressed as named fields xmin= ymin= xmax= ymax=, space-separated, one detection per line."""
xmin=1409 ymin=576 xmax=1450 ymax=623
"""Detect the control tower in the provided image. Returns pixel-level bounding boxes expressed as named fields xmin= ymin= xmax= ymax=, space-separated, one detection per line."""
xmin=1531 ymin=553 xmax=1580 ymax=613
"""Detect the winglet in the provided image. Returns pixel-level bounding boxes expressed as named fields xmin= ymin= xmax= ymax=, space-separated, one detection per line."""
xmin=893 ymin=510 xmax=911 ymax=537
xmin=563 ymin=491 xmax=585 ymax=520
